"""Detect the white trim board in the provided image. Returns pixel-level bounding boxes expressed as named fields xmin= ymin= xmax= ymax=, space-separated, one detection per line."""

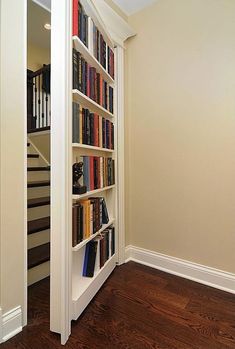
xmin=125 ymin=245 xmax=235 ymax=294
xmin=0 ymin=306 xmax=22 ymax=343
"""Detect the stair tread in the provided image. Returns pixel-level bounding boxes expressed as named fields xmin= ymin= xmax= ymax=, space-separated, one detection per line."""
xmin=28 ymin=242 xmax=50 ymax=269
xmin=27 ymin=180 xmax=50 ymax=188
xmin=27 ymin=154 xmax=39 ymax=158
xmin=28 ymin=216 xmax=50 ymax=234
xmin=27 ymin=166 xmax=50 ymax=172
xmin=28 ymin=126 xmax=50 ymax=134
xmin=28 ymin=197 xmax=50 ymax=208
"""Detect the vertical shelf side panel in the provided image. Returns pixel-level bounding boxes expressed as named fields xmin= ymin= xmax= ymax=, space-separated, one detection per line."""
xmin=50 ymin=0 xmax=72 ymax=345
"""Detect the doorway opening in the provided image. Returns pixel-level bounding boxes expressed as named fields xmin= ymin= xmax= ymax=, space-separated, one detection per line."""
xmin=27 ymin=0 xmax=51 ymax=324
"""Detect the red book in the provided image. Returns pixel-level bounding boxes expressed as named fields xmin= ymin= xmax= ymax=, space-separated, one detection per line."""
xmin=90 ymin=156 xmax=94 ymax=191
xmin=73 ymin=0 xmax=78 ymax=36
xmin=99 ymin=76 xmax=103 ymax=106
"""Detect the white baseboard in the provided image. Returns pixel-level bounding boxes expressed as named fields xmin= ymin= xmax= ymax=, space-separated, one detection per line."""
xmin=125 ymin=245 xmax=235 ymax=294
xmin=0 ymin=306 xmax=22 ymax=343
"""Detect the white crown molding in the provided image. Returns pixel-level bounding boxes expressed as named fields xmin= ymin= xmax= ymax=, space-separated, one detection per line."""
xmin=0 ymin=306 xmax=22 ymax=343
xmin=92 ymin=0 xmax=136 ymax=47
xmin=126 ymin=245 xmax=235 ymax=294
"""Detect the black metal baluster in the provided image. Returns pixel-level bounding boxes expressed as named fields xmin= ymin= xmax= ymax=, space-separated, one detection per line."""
xmin=42 ymin=81 xmax=45 ymax=128
xmin=34 ymin=77 xmax=37 ymax=128
xmin=38 ymin=74 xmax=41 ymax=129
xmin=45 ymin=91 xmax=48 ymax=127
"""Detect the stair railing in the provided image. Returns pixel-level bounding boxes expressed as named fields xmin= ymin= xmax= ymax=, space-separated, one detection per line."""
xmin=27 ymin=64 xmax=51 ymax=133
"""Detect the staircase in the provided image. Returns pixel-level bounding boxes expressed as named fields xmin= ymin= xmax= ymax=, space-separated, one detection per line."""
xmin=27 ymin=141 xmax=50 ymax=286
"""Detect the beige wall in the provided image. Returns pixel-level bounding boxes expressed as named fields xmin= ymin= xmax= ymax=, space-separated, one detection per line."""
xmin=27 ymin=42 xmax=50 ymax=71
xmin=126 ymin=0 xmax=235 ymax=273
xmin=0 ymin=0 xmax=26 ymax=320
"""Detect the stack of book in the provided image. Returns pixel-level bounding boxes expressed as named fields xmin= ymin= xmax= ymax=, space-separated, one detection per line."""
xmin=79 ymin=156 xmax=115 ymax=191
xmin=73 ymin=49 xmax=114 ymax=113
xmin=82 ymin=225 xmax=115 ymax=277
xmin=92 ymin=21 xmax=106 ymax=69
xmin=92 ymin=21 xmax=115 ymax=78
xmin=72 ymin=103 xmax=114 ymax=148
xmin=73 ymin=0 xmax=88 ymax=47
xmin=72 ymin=197 xmax=109 ymax=247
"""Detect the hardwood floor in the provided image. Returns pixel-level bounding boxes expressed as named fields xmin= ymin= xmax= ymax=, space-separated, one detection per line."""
xmin=1 ymin=261 xmax=235 ymax=348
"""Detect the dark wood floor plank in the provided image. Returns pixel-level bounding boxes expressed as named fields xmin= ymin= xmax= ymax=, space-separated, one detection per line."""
xmin=1 ymin=261 xmax=235 ymax=349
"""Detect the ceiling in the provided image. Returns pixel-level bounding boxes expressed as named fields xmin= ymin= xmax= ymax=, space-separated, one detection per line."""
xmin=28 ymin=0 xmax=50 ymax=49
xmin=32 ymin=0 xmax=51 ymax=12
xmin=112 ymin=0 xmax=158 ymax=16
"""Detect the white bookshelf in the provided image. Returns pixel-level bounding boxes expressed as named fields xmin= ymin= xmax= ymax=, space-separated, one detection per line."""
xmin=72 ymin=185 xmax=115 ymax=200
xmin=72 ymin=89 xmax=114 ymax=119
xmin=72 ymin=143 xmax=114 ymax=153
xmin=72 ymin=218 xmax=115 ymax=251
xmin=71 ymin=0 xmax=117 ymax=323
xmin=51 ymin=0 xmax=133 ymax=343
xmin=73 ymin=36 xmax=114 ymax=84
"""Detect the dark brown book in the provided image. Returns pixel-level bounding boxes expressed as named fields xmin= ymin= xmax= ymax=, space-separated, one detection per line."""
xmin=72 ymin=205 xmax=78 ymax=247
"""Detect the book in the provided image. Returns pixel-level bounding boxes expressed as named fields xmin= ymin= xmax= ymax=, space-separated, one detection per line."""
xmin=72 ymin=102 xmax=80 ymax=143
xmin=101 ymin=197 xmax=109 ymax=224
xmin=83 ymin=240 xmax=98 ymax=277
xmin=73 ymin=0 xmax=78 ymax=37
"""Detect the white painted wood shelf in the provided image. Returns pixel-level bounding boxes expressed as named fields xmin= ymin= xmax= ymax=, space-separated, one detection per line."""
xmin=73 ymin=36 xmax=114 ymax=85
xmin=72 ymin=89 xmax=114 ymax=119
xmin=72 ymin=143 xmax=114 ymax=153
xmin=72 ymin=218 xmax=115 ymax=252
xmin=72 ymin=254 xmax=116 ymax=320
xmin=72 ymin=185 xmax=115 ymax=200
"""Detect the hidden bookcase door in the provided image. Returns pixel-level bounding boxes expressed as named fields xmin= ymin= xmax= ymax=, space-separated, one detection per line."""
xmin=71 ymin=0 xmax=117 ymax=321
xmin=50 ymin=0 xmax=121 ymax=345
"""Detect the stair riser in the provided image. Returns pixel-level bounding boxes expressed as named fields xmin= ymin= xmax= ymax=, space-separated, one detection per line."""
xmin=27 ymin=261 xmax=50 ymax=286
xmin=27 ymin=171 xmax=50 ymax=182
xmin=27 ymin=187 xmax=50 ymax=199
xmin=28 ymin=229 xmax=50 ymax=249
xmin=27 ymin=205 xmax=50 ymax=221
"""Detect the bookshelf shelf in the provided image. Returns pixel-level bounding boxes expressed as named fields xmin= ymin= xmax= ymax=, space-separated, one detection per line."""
xmin=72 ymin=143 xmax=114 ymax=153
xmin=73 ymin=36 xmax=114 ymax=85
xmin=72 ymin=89 xmax=114 ymax=119
xmin=72 ymin=185 xmax=115 ymax=200
xmin=72 ymin=218 xmax=115 ymax=252
xmin=72 ymin=253 xmax=116 ymax=320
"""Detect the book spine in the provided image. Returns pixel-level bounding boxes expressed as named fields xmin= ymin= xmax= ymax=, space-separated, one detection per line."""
xmin=82 ymin=242 xmax=90 ymax=276
xmin=79 ymin=105 xmax=84 ymax=144
xmin=72 ymin=205 xmax=77 ymax=247
xmin=89 ymin=156 xmax=94 ymax=191
xmin=87 ymin=200 xmax=91 ymax=238
xmin=73 ymin=48 xmax=78 ymax=90
xmin=73 ymin=0 xmax=78 ymax=37
xmin=100 ymin=157 xmax=103 ymax=188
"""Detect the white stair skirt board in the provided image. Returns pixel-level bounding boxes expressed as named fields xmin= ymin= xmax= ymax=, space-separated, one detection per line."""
xmin=125 ymin=245 xmax=235 ymax=294
xmin=0 ymin=306 xmax=22 ymax=343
